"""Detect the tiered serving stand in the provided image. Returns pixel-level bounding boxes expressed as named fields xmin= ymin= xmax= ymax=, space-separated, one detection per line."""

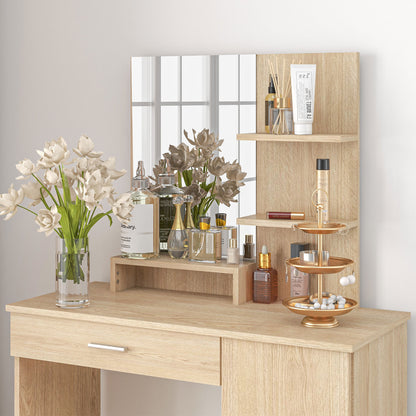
xmin=283 ymin=193 xmax=358 ymax=328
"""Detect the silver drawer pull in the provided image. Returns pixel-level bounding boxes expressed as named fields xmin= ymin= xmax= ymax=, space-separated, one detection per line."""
xmin=88 ymin=343 xmax=127 ymax=352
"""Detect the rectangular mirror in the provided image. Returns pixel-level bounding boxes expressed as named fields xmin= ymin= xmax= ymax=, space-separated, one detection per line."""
xmin=131 ymin=54 xmax=257 ymax=247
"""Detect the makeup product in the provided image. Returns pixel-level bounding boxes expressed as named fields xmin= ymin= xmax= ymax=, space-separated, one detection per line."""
xmin=267 ymin=211 xmax=305 ymax=220
xmin=227 ymin=238 xmax=240 ymax=264
xmin=316 ymin=158 xmax=330 ymax=223
xmin=243 ymin=234 xmax=255 ymax=261
xmin=291 ymin=64 xmax=316 ymax=135
xmin=121 ymin=161 xmax=159 ymax=259
xmin=253 ymin=245 xmax=277 ymax=304
xmin=299 ymin=250 xmax=329 ymax=266
xmin=215 ymin=213 xmax=227 ymax=227
xmin=154 ymin=160 xmax=184 ymax=252
xmin=265 ymin=75 xmax=276 ymax=133
xmin=289 ymin=243 xmax=309 ymax=297
xmin=167 ymin=196 xmax=188 ymax=259
xmin=189 ymin=223 xmax=221 ymax=263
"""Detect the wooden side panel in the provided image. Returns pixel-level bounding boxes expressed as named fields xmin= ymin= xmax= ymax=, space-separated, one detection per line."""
xmin=222 ymin=338 xmax=352 ymax=416
xmin=15 ymin=357 xmax=100 ymax=416
xmin=353 ymin=323 xmax=407 ymax=415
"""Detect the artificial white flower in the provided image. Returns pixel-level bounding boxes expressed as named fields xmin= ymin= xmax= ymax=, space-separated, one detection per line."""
xmin=44 ymin=169 xmax=59 ymax=186
xmin=35 ymin=205 xmax=61 ymax=236
xmin=16 ymin=158 xmax=37 ymax=179
xmin=21 ymin=182 xmax=42 ymax=206
xmin=0 ymin=184 xmax=24 ymax=220
xmin=37 ymin=137 xmax=70 ymax=168
xmin=73 ymin=136 xmax=103 ymax=158
xmin=101 ymin=157 xmax=126 ymax=180
xmin=112 ymin=193 xmax=133 ymax=225
xmin=75 ymin=170 xmax=113 ymax=210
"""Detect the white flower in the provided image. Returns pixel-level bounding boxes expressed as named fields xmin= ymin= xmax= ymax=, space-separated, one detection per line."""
xmin=35 ymin=205 xmax=61 ymax=236
xmin=73 ymin=136 xmax=103 ymax=158
xmin=44 ymin=169 xmax=60 ymax=186
xmin=112 ymin=193 xmax=133 ymax=225
xmin=21 ymin=182 xmax=42 ymax=206
xmin=101 ymin=157 xmax=126 ymax=180
xmin=0 ymin=184 xmax=24 ymax=220
xmin=16 ymin=158 xmax=37 ymax=179
xmin=37 ymin=137 xmax=70 ymax=168
xmin=75 ymin=170 xmax=113 ymax=210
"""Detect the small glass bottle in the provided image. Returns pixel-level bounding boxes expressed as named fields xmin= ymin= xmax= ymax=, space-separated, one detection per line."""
xmin=227 ymin=238 xmax=240 ymax=264
xmin=189 ymin=216 xmax=221 ymax=263
xmin=253 ymin=245 xmax=278 ymax=304
xmin=289 ymin=243 xmax=310 ymax=297
xmin=243 ymin=234 xmax=255 ymax=261
xmin=154 ymin=160 xmax=184 ymax=252
xmin=121 ymin=161 xmax=159 ymax=259
xmin=167 ymin=196 xmax=188 ymax=259
xmin=265 ymin=75 xmax=276 ymax=133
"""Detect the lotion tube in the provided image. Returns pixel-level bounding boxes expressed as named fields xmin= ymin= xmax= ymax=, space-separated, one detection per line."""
xmin=290 ymin=64 xmax=316 ymax=135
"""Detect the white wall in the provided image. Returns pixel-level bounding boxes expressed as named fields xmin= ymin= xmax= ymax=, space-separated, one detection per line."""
xmin=0 ymin=0 xmax=415 ymax=414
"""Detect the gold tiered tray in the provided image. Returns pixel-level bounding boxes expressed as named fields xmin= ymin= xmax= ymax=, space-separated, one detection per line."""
xmin=286 ymin=257 xmax=354 ymax=274
xmin=295 ymin=222 xmax=346 ymax=234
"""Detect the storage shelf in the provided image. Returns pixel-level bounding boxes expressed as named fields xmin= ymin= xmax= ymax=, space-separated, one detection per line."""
xmin=237 ymin=133 xmax=358 ymax=143
xmin=237 ymin=214 xmax=358 ymax=231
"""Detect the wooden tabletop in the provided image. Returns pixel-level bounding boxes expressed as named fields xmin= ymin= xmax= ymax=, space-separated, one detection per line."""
xmin=6 ymin=282 xmax=410 ymax=353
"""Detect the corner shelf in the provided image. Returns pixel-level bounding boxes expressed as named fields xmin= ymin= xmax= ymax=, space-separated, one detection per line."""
xmin=110 ymin=255 xmax=256 ymax=306
xmin=237 ymin=214 xmax=358 ymax=231
xmin=237 ymin=133 xmax=358 ymax=143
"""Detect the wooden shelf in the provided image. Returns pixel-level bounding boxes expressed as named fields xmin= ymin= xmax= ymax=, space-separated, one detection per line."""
xmin=237 ymin=214 xmax=358 ymax=231
xmin=237 ymin=133 xmax=358 ymax=143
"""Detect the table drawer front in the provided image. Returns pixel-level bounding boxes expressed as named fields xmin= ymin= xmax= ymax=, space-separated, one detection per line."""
xmin=11 ymin=314 xmax=220 ymax=385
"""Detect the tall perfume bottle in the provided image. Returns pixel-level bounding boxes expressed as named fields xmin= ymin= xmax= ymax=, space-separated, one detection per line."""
xmin=253 ymin=245 xmax=278 ymax=304
xmin=316 ymin=158 xmax=330 ymax=223
xmin=167 ymin=196 xmax=188 ymax=259
xmin=289 ymin=242 xmax=310 ymax=296
xmin=189 ymin=216 xmax=221 ymax=263
xmin=154 ymin=160 xmax=184 ymax=252
xmin=184 ymin=195 xmax=195 ymax=230
xmin=121 ymin=161 xmax=159 ymax=259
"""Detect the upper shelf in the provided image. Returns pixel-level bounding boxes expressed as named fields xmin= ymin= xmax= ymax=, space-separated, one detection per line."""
xmin=237 ymin=133 xmax=359 ymax=143
xmin=237 ymin=214 xmax=358 ymax=231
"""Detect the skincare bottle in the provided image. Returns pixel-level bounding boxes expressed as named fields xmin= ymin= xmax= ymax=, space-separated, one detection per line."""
xmin=316 ymin=159 xmax=330 ymax=223
xmin=265 ymin=76 xmax=276 ymax=133
xmin=243 ymin=234 xmax=255 ymax=261
xmin=253 ymin=245 xmax=277 ymax=304
xmin=227 ymin=238 xmax=240 ymax=264
xmin=212 ymin=214 xmax=237 ymax=259
xmin=289 ymin=243 xmax=310 ymax=297
xmin=154 ymin=160 xmax=184 ymax=252
xmin=189 ymin=216 xmax=221 ymax=263
xmin=121 ymin=161 xmax=159 ymax=259
xmin=167 ymin=196 xmax=188 ymax=259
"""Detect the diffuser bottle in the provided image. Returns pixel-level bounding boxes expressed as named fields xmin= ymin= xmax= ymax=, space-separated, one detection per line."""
xmin=121 ymin=161 xmax=159 ymax=259
xmin=265 ymin=76 xmax=276 ymax=133
xmin=253 ymin=245 xmax=278 ymax=304
xmin=154 ymin=160 xmax=184 ymax=252
xmin=167 ymin=196 xmax=188 ymax=259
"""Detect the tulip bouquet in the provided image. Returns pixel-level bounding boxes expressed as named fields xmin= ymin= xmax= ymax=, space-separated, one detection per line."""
xmin=153 ymin=129 xmax=247 ymax=225
xmin=0 ymin=136 xmax=133 ymax=286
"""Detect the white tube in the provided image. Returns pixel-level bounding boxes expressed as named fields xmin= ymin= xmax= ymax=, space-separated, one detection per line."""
xmin=290 ymin=64 xmax=316 ymax=135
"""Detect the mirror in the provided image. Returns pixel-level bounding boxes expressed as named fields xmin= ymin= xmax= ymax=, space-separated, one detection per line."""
xmin=130 ymin=54 xmax=257 ymax=246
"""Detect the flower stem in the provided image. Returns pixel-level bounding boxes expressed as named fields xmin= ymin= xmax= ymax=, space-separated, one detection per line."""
xmin=17 ymin=204 xmax=37 ymax=216
xmin=31 ymin=173 xmax=59 ymax=206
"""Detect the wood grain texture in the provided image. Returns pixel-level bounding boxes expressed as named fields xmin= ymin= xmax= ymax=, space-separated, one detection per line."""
xmin=15 ymin=357 xmax=100 ymax=416
xmin=353 ymin=323 xmax=407 ymax=415
xmin=11 ymin=313 xmax=221 ymax=386
xmin=6 ymin=282 xmax=410 ymax=353
xmin=111 ymin=255 xmax=256 ymax=305
xmin=238 ymin=133 xmax=358 ymax=142
xmin=222 ymin=338 xmax=352 ymax=415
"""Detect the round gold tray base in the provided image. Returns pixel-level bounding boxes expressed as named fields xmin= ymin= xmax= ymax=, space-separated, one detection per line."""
xmin=302 ymin=316 xmax=339 ymax=328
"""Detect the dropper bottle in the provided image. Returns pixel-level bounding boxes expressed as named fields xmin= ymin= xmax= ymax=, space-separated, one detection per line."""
xmin=253 ymin=245 xmax=278 ymax=303
xmin=121 ymin=161 xmax=159 ymax=259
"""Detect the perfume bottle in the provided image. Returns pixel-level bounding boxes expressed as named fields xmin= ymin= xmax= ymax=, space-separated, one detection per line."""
xmin=289 ymin=242 xmax=309 ymax=297
xmin=316 ymin=159 xmax=330 ymax=223
xmin=227 ymin=238 xmax=240 ymax=264
xmin=211 ymin=214 xmax=237 ymax=259
xmin=184 ymin=195 xmax=195 ymax=230
xmin=154 ymin=159 xmax=184 ymax=252
xmin=121 ymin=161 xmax=159 ymax=259
xmin=253 ymin=245 xmax=278 ymax=304
xmin=167 ymin=196 xmax=188 ymax=259
xmin=189 ymin=216 xmax=221 ymax=263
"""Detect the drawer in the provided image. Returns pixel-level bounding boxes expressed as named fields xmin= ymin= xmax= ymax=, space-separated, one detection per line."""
xmin=10 ymin=313 xmax=220 ymax=386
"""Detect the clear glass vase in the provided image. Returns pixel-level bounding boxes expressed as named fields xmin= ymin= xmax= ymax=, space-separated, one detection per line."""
xmin=56 ymin=237 xmax=89 ymax=308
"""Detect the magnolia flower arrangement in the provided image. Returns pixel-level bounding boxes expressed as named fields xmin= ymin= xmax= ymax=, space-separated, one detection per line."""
xmin=153 ymin=129 xmax=246 ymax=225
xmin=0 ymin=135 xmax=133 ymax=254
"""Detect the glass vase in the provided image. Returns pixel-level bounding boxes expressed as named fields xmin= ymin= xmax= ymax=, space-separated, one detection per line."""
xmin=56 ymin=237 xmax=89 ymax=308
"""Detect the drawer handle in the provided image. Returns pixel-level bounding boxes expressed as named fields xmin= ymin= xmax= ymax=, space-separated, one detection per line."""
xmin=88 ymin=343 xmax=127 ymax=352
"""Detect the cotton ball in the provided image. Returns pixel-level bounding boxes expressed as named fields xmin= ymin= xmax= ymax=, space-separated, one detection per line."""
xmin=321 ymin=304 xmax=328 ymax=310
xmin=348 ymin=274 xmax=356 ymax=285
xmin=340 ymin=276 xmax=350 ymax=286
xmin=314 ymin=302 xmax=320 ymax=309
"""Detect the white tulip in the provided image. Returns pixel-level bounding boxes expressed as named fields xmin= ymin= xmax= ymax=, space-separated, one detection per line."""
xmin=75 ymin=169 xmax=113 ymax=210
xmin=73 ymin=136 xmax=103 ymax=158
xmin=35 ymin=205 xmax=61 ymax=236
xmin=44 ymin=169 xmax=59 ymax=186
xmin=112 ymin=193 xmax=133 ymax=225
xmin=16 ymin=158 xmax=37 ymax=179
xmin=37 ymin=137 xmax=70 ymax=168
xmin=102 ymin=157 xmax=126 ymax=180
xmin=21 ymin=182 xmax=42 ymax=206
xmin=0 ymin=184 xmax=24 ymax=220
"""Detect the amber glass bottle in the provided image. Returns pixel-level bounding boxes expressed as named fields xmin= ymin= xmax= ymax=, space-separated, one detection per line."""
xmin=253 ymin=245 xmax=278 ymax=303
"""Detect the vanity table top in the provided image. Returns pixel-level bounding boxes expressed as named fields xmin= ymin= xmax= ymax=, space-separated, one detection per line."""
xmin=6 ymin=282 xmax=410 ymax=353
